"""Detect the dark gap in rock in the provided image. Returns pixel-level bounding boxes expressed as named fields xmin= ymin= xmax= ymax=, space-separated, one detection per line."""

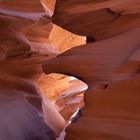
xmin=86 ymin=37 xmax=95 ymax=43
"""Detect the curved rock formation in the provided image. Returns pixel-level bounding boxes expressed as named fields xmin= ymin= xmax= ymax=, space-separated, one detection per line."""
xmin=1 ymin=0 xmax=140 ymax=140
xmin=43 ymin=28 xmax=140 ymax=139
xmin=37 ymin=73 xmax=87 ymax=121
xmin=53 ymin=0 xmax=140 ymax=40
xmin=0 ymin=0 xmax=85 ymax=139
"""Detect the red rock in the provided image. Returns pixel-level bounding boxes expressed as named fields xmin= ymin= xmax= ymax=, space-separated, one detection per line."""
xmin=1 ymin=0 xmax=140 ymax=140
xmin=53 ymin=0 xmax=140 ymax=40
xmin=43 ymin=28 xmax=140 ymax=140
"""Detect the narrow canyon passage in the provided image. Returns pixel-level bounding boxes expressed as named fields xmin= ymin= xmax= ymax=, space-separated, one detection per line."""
xmin=1 ymin=0 xmax=140 ymax=140
xmin=0 ymin=0 xmax=87 ymax=139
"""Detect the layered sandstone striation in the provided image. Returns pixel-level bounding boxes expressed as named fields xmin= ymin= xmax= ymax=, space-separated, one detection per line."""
xmin=44 ymin=28 xmax=140 ymax=140
xmin=37 ymin=73 xmax=87 ymax=121
xmin=53 ymin=0 xmax=140 ymax=40
xmin=44 ymin=1 xmax=140 ymax=138
xmin=0 ymin=0 xmax=85 ymax=139
xmin=1 ymin=0 xmax=140 ymax=140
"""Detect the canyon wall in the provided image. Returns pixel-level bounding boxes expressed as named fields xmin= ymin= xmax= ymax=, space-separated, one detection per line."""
xmin=43 ymin=0 xmax=140 ymax=139
xmin=1 ymin=0 xmax=140 ymax=140
xmin=0 ymin=0 xmax=85 ymax=139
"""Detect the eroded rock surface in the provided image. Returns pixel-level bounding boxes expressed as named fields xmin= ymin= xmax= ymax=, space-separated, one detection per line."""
xmin=1 ymin=0 xmax=140 ymax=140
xmin=53 ymin=0 xmax=140 ymax=40
xmin=37 ymin=73 xmax=87 ymax=121
xmin=44 ymin=28 xmax=140 ymax=139
xmin=0 ymin=0 xmax=85 ymax=139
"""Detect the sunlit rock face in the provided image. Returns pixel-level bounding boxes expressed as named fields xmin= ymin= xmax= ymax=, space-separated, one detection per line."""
xmin=49 ymin=24 xmax=85 ymax=53
xmin=1 ymin=0 xmax=140 ymax=140
xmin=53 ymin=0 xmax=140 ymax=40
xmin=0 ymin=0 xmax=86 ymax=139
xmin=48 ymin=3 xmax=140 ymax=140
xmin=41 ymin=0 xmax=56 ymax=15
xmin=44 ymin=26 xmax=140 ymax=139
xmin=37 ymin=73 xmax=87 ymax=121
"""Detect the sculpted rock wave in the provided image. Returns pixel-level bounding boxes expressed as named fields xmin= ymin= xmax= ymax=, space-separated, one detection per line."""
xmin=44 ymin=28 xmax=140 ymax=140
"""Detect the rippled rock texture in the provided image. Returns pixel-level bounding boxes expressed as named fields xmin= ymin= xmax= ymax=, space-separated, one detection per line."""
xmin=1 ymin=0 xmax=140 ymax=140
xmin=53 ymin=0 xmax=140 ymax=40
xmin=44 ymin=0 xmax=140 ymax=139
xmin=44 ymin=29 xmax=140 ymax=140
xmin=0 ymin=0 xmax=85 ymax=139
xmin=37 ymin=73 xmax=87 ymax=121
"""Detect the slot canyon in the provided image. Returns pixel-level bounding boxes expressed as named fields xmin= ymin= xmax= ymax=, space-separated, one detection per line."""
xmin=0 ymin=0 xmax=140 ymax=140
